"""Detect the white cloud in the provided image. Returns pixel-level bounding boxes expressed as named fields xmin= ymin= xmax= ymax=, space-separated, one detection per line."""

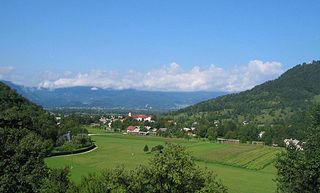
xmin=38 ymin=60 xmax=284 ymax=92
xmin=0 ymin=66 xmax=14 ymax=80
xmin=0 ymin=66 xmax=14 ymax=76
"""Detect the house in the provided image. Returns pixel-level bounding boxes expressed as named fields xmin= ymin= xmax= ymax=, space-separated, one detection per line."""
xmin=182 ymin=127 xmax=196 ymax=136
xmin=128 ymin=112 xmax=152 ymax=122
xmin=217 ymin=138 xmax=240 ymax=144
xmin=243 ymin=120 xmax=249 ymax=125
xmin=63 ymin=131 xmax=72 ymax=142
xmin=258 ymin=131 xmax=265 ymax=138
xmin=214 ymin=120 xmax=220 ymax=127
xmin=183 ymin=128 xmax=192 ymax=132
xmin=284 ymin=138 xmax=304 ymax=150
xmin=147 ymin=127 xmax=158 ymax=135
xmin=127 ymin=126 xmax=140 ymax=134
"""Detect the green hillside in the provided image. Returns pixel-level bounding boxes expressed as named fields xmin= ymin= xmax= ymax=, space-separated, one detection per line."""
xmin=0 ymin=81 xmax=58 ymax=141
xmin=168 ymin=61 xmax=320 ymax=144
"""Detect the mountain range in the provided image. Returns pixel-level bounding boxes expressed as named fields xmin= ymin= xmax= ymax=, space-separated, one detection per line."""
xmin=2 ymin=81 xmax=226 ymax=112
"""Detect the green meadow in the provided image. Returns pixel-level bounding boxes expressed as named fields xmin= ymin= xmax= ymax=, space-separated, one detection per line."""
xmin=46 ymin=130 xmax=280 ymax=193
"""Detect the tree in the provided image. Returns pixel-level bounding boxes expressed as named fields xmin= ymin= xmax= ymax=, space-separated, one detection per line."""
xmin=0 ymin=128 xmax=52 ymax=193
xmin=147 ymin=143 xmax=227 ymax=193
xmin=40 ymin=168 xmax=72 ymax=193
xmin=207 ymin=127 xmax=217 ymax=142
xmin=276 ymin=104 xmax=320 ymax=192
xmin=143 ymin=145 xmax=149 ymax=152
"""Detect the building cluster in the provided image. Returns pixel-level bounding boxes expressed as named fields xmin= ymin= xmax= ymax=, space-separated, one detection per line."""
xmin=217 ymin=138 xmax=240 ymax=144
xmin=284 ymin=138 xmax=304 ymax=150
xmin=128 ymin=112 xmax=154 ymax=122
xmin=95 ymin=115 xmax=125 ymax=128
xmin=126 ymin=125 xmax=167 ymax=135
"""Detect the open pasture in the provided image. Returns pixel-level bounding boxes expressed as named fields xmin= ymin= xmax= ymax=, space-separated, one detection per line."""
xmin=46 ymin=133 xmax=279 ymax=193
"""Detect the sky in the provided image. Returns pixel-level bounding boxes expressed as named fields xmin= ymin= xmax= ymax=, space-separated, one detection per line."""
xmin=0 ymin=0 xmax=319 ymax=92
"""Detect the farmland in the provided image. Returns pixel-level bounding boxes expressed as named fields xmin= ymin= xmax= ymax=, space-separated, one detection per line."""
xmin=46 ymin=131 xmax=280 ymax=193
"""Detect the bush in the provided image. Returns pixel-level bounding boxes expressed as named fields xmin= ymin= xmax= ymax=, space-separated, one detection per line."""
xmin=72 ymin=134 xmax=92 ymax=147
xmin=151 ymin=144 xmax=164 ymax=153
xmin=49 ymin=144 xmax=96 ymax=157
xmin=143 ymin=145 xmax=149 ymax=152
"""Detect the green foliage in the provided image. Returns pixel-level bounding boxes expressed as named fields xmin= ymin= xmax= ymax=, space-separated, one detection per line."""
xmin=40 ymin=168 xmax=73 ymax=193
xmin=58 ymin=115 xmax=89 ymax=136
xmin=54 ymin=134 xmax=92 ymax=152
xmin=207 ymin=127 xmax=217 ymax=142
xmin=148 ymin=144 xmax=227 ymax=193
xmin=0 ymin=128 xmax=51 ymax=193
xmin=151 ymin=144 xmax=164 ymax=153
xmin=0 ymin=82 xmax=59 ymax=141
xmin=0 ymin=82 xmax=86 ymax=193
xmin=72 ymin=134 xmax=92 ymax=147
xmin=276 ymin=104 xmax=320 ymax=192
xmin=143 ymin=144 xmax=149 ymax=152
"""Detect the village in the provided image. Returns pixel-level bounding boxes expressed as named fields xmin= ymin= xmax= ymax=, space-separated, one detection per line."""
xmin=88 ymin=112 xmax=278 ymax=145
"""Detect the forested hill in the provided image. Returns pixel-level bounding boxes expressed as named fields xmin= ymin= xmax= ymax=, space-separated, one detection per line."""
xmin=174 ymin=61 xmax=320 ymax=126
xmin=0 ymin=81 xmax=58 ymax=141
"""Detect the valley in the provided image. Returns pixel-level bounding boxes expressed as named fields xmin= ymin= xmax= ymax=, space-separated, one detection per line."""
xmin=46 ymin=127 xmax=279 ymax=193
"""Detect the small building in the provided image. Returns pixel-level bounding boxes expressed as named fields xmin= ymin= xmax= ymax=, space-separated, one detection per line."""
xmin=63 ymin=131 xmax=72 ymax=142
xmin=183 ymin=128 xmax=191 ymax=132
xmin=252 ymin=141 xmax=264 ymax=145
xmin=258 ymin=131 xmax=265 ymax=138
xmin=243 ymin=120 xmax=249 ymax=125
xmin=217 ymin=138 xmax=240 ymax=144
xmin=214 ymin=120 xmax=220 ymax=127
xmin=284 ymin=138 xmax=304 ymax=150
xmin=147 ymin=128 xmax=158 ymax=135
xmin=182 ymin=127 xmax=196 ymax=136
xmin=127 ymin=126 xmax=140 ymax=134
xmin=99 ymin=117 xmax=108 ymax=124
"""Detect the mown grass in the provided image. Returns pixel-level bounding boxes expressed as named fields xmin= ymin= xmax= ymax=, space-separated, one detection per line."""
xmin=46 ymin=131 xmax=279 ymax=193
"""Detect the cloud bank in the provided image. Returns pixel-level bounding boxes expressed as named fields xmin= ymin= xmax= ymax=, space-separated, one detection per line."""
xmin=38 ymin=60 xmax=284 ymax=92
xmin=0 ymin=66 xmax=14 ymax=77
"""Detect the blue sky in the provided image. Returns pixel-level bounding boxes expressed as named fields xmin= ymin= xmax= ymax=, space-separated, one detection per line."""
xmin=0 ymin=0 xmax=319 ymax=91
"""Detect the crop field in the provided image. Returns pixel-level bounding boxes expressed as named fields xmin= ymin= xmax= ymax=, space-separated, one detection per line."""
xmin=46 ymin=130 xmax=280 ymax=193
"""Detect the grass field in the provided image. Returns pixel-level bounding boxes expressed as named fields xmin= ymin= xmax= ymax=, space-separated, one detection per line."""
xmin=46 ymin=129 xmax=280 ymax=193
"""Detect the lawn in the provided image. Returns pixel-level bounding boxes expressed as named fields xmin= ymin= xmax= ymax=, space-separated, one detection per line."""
xmin=46 ymin=132 xmax=279 ymax=193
